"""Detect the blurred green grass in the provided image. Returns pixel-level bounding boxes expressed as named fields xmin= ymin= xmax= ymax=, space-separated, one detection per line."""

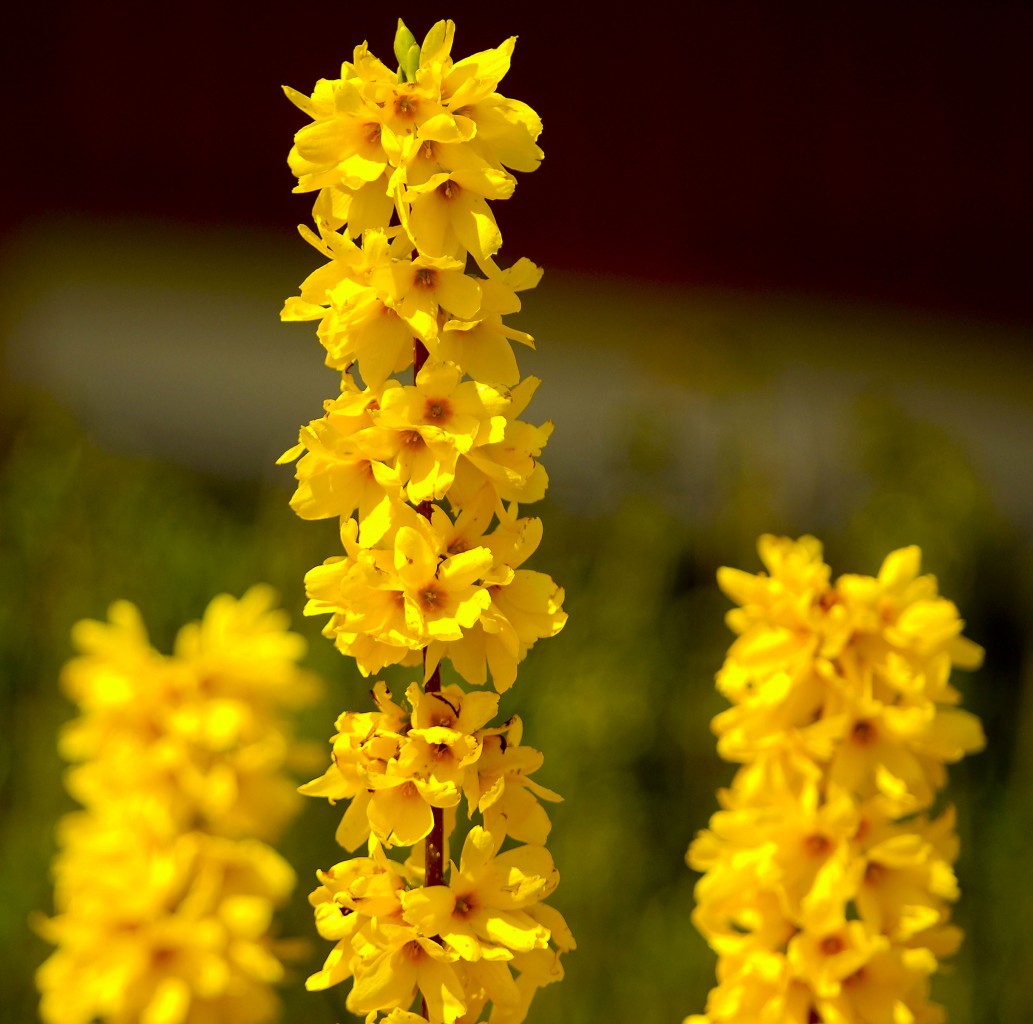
xmin=2 ymin=226 xmax=1031 ymax=1022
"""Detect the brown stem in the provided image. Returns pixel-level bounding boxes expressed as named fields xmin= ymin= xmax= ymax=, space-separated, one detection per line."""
xmin=414 ymin=334 xmax=429 ymax=376
xmin=423 ymin=663 xmax=445 ymax=889
xmin=424 ymin=809 xmax=446 ymax=884
xmin=414 ymin=332 xmax=446 ymax=892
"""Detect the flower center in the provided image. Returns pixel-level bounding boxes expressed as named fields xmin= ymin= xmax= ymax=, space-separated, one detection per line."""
xmin=851 ymin=720 xmax=877 ymax=746
xmin=863 ymin=861 xmax=885 ymax=885
xmin=150 ymin=946 xmax=177 ymax=968
xmin=419 ymin=584 xmax=447 ymax=611
xmin=394 ymin=94 xmax=418 ymax=120
xmin=423 ymin=397 xmax=451 ymax=423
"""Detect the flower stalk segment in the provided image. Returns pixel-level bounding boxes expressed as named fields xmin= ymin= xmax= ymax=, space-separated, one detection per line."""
xmin=281 ymin=19 xmax=571 ymax=1024
xmin=687 ymin=536 xmax=985 ymax=1024
xmin=35 ymin=588 xmax=320 ymax=1024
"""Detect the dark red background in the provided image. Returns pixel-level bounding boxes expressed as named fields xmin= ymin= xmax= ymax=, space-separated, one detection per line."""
xmin=8 ymin=1 xmax=1032 ymax=323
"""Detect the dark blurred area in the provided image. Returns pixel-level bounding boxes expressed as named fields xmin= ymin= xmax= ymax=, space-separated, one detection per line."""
xmin=5 ymin=0 xmax=1032 ymax=324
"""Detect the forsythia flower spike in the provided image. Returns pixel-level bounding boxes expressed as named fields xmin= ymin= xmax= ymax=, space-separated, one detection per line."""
xmin=687 ymin=536 xmax=984 ymax=1024
xmin=282 ymin=18 xmax=571 ymax=1024
xmin=36 ymin=588 xmax=320 ymax=1024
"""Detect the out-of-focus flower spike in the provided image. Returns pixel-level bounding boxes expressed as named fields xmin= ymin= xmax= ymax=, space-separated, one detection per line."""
xmin=688 ymin=537 xmax=984 ymax=1024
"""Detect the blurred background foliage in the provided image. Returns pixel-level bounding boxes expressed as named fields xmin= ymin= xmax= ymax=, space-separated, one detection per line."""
xmin=1 ymin=224 xmax=1031 ymax=1022
xmin=3 ymin=3 xmax=1032 ymax=1019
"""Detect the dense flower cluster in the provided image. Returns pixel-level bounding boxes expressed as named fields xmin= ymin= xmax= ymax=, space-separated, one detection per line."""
xmin=280 ymin=18 xmax=562 ymax=690
xmin=687 ymin=536 xmax=984 ymax=1024
xmin=37 ymin=587 xmax=320 ymax=1024
xmin=281 ymin=19 xmax=571 ymax=1024
xmin=300 ymin=685 xmax=570 ymax=1023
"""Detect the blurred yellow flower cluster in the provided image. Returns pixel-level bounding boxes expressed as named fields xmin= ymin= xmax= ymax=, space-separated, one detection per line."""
xmin=687 ymin=536 xmax=984 ymax=1024
xmin=36 ymin=587 xmax=320 ymax=1024
xmin=281 ymin=19 xmax=571 ymax=1024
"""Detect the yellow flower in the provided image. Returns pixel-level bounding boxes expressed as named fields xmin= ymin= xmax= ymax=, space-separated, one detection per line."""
xmin=689 ymin=537 xmax=983 ymax=1024
xmin=449 ymin=376 xmax=553 ymax=506
xmin=399 ymin=166 xmax=514 ymax=267
xmin=372 ymin=252 xmax=482 ymax=342
xmin=821 ymin=676 xmax=985 ymax=815
xmin=717 ymin=534 xmax=849 ymax=677
xmin=305 ymin=842 xmax=412 ymax=990
xmin=691 ymin=782 xmax=860 ymax=936
xmin=284 ymin=76 xmax=391 ymax=193
xmin=391 ymin=512 xmax=494 ymax=640
xmin=370 ymin=360 xmax=510 ymax=504
xmin=346 ymin=924 xmax=466 ymax=1024
xmin=489 ymin=942 xmax=570 ymax=1024
xmin=301 ymin=681 xmax=506 ymax=851
xmin=363 ymin=766 xmax=462 ymax=849
xmin=280 ymin=226 xmax=417 ymax=384
xmin=38 ymin=829 xmax=295 ymax=1024
xmin=837 ymin=544 xmax=984 ymax=694
xmin=447 ymin=711 xmax=560 ymax=847
xmin=399 ymin=826 xmax=557 ymax=962
xmin=788 ymin=924 xmax=941 ymax=1024
xmin=280 ymin=380 xmax=402 ymax=544
xmin=853 ymin=806 xmax=962 ymax=944
xmin=690 ymin=950 xmax=812 ymax=1024
xmin=58 ymin=588 xmax=319 ymax=840
xmin=427 ymin=510 xmax=567 ymax=692
xmin=305 ymin=504 xmax=506 ymax=676
xmin=281 ymin=20 xmax=543 ymax=282
xmin=404 ymin=681 xmax=499 ymax=790
xmin=304 ymin=520 xmax=423 ymax=671
xmin=299 ymin=681 xmax=410 ymax=847
xmin=438 ymin=310 xmax=534 ymax=389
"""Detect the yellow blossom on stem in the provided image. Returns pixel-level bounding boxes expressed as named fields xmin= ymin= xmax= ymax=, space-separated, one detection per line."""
xmin=399 ymin=826 xmax=558 ymax=962
xmin=282 ymin=19 xmax=570 ymax=1022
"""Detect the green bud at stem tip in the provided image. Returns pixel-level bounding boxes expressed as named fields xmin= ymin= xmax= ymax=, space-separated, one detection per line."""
xmin=394 ymin=20 xmax=419 ymax=82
